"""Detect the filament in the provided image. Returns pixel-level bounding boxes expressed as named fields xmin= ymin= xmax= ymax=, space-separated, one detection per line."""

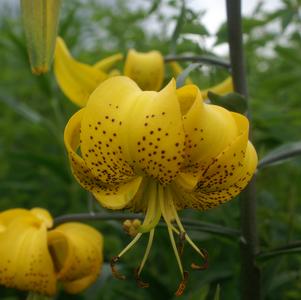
xmin=138 ymin=229 xmax=155 ymax=275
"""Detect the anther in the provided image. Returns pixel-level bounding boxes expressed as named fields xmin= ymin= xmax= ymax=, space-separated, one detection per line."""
xmin=175 ymin=271 xmax=189 ymax=297
xmin=110 ymin=256 xmax=126 ymax=280
xmin=134 ymin=267 xmax=150 ymax=289
xmin=177 ymin=231 xmax=186 ymax=257
xmin=191 ymin=248 xmax=209 ymax=270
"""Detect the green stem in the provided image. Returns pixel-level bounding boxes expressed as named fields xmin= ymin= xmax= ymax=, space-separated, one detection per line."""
xmin=256 ymin=242 xmax=301 ymax=261
xmin=226 ymin=0 xmax=260 ymax=299
xmin=53 ymin=212 xmax=239 ymax=238
xmin=164 ymin=55 xmax=230 ymax=70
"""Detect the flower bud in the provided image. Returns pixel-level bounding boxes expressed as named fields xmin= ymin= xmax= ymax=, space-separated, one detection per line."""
xmin=20 ymin=0 xmax=61 ymax=74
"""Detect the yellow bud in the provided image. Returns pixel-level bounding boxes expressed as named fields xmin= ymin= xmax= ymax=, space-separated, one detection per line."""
xmin=20 ymin=0 xmax=61 ymax=75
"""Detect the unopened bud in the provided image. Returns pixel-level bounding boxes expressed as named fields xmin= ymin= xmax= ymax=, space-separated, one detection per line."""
xmin=20 ymin=0 xmax=61 ymax=75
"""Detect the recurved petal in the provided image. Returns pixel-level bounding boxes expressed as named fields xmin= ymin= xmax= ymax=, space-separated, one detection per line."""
xmin=174 ymin=114 xmax=257 ymax=210
xmin=0 ymin=208 xmax=30 ymax=227
xmin=48 ymin=223 xmax=103 ymax=293
xmin=186 ymin=141 xmax=257 ymax=210
xmin=0 ymin=215 xmax=56 ymax=295
xmin=201 ymin=76 xmax=233 ymax=99
xmin=80 ymin=76 xmax=139 ymax=184
xmin=93 ymin=53 xmax=123 ymax=72
xmin=54 ymin=37 xmax=108 ymax=107
xmin=30 ymin=208 xmax=53 ymax=228
xmin=177 ymin=85 xmax=238 ymax=176
xmin=64 ymin=107 xmax=142 ymax=209
xmin=125 ymin=78 xmax=185 ymax=184
xmin=124 ymin=49 xmax=164 ymax=91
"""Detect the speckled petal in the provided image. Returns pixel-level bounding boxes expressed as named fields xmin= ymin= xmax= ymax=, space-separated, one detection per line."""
xmin=124 ymin=49 xmax=164 ymax=91
xmin=93 ymin=53 xmax=123 ymax=72
xmin=54 ymin=37 xmax=107 ymax=107
xmin=187 ymin=142 xmax=257 ymax=210
xmin=201 ymin=76 xmax=233 ymax=99
xmin=64 ymin=107 xmax=143 ymax=210
xmin=126 ymin=79 xmax=185 ymax=185
xmin=48 ymin=223 xmax=103 ymax=293
xmin=174 ymin=113 xmax=257 ymax=210
xmin=80 ymin=76 xmax=140 ymax=184
xmin=177 ymin=85 xmax=238 ymax=176
xmin=0 ymin=215 xmax=56 ymax=296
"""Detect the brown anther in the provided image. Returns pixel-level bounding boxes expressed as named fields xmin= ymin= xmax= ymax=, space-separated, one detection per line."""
xmin=110 ymin=256 xmax=126 ymax=280
xmin=191 ymin=248 xmax=209 ymax=270
xmin=134 ymin=267 xmax=150 ymax=289
xmin=177 ymin=231 xmax=186 ymax=257
xmin=175 ymin=271 xmax=189 ymax=297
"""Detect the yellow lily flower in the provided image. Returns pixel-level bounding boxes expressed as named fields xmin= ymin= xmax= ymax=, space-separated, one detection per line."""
xmin=0 ymin=208 xmax=103 ymax=296
xmin=54 ymin=37 xmax=122 ymax=107
xmin=48 ymin=222 xmax=103 ymax=294
xmin=64 ymin=76 xmax=257 ymax=294
xmin=123 ymin=49 xmax=164 ymax=91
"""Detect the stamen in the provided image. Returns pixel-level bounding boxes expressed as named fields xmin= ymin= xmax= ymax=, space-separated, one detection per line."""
xmin=110 ymin=232 xmax=143 ymax=280
xmin=134 ymin=267 xmax=150 ymax=288
xmin=118 ymin=233 xmax=143 ymax=257
xmin=159 ymin=185 xmax=184 ymax=278
xmin=138 ymin=229 xmax=155 ymax=275
xmin=175 ymin=271 xmax=189 ymax=297
xmin=139 ymin=182 xmax=161 ymax=233
xmin=110 ymin=256 xmax=126 ymax=280
xmin=191 ymin=248 xmax=209 ymax=270
xmin=167 ymin=186 xmax=209 ymax=268
xmin=177 ymin=231 xmax=186 ymax=257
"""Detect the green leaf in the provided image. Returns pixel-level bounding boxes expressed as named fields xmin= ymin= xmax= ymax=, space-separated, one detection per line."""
xmin=208 ymin=92 xmax=247 ymax=114
xmin=258 ymin=141 xmax=301 ymax=169
xmin=181 ymin=22 xmax=209 ymax=35
xmin=176 ymin=62 xmax=202 ymax=88
xmin=169 ymin=0 xmax=186 ymax=54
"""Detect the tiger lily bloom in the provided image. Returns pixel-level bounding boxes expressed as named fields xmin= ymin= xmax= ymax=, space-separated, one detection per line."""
xmin=64 ymin=76 xmax=257 ymax=294
xmin=0 ymin=208 xmax=103 ymax=296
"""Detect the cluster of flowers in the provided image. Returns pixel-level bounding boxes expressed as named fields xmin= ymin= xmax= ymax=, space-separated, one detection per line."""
xmin=0 ymin=36 xmax=257 ymax=297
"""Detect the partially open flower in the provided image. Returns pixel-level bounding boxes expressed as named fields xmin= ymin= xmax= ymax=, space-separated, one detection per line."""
xmin=54 ymin=37 xmax=231 ymax=108
xmin=64 ymin=76 xmax=257 ymax=294
xmin=0 ymin=208 xmax=103 ymax=296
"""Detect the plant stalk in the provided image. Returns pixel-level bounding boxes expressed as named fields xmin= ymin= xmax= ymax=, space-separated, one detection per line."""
xmin=226 ymin=0 xmax=261 ymax=299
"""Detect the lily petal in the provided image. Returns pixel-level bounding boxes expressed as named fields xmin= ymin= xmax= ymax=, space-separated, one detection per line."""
xmin=64 ymin=106 xmax=143 ymax=209
xmin=0 ymin=215 xmax=56 ymax=296
xmin=124 ymin=49 xmax=164 ymax=91
xmin=93 ymin=53 xmax=123 ymax=72
xmin=177 ymin=85 xmax=238 ymax=176
xmin=54 ymin=37 xmax=107 ymax=107
xmin=201 ymin=76 xmax=233 ymax=99
xmin=48 ymin=223 xmax=103 ymax=294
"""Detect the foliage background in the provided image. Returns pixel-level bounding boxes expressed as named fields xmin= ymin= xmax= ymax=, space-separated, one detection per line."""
xmin=0 ymin=0 xmax=301 ymax=299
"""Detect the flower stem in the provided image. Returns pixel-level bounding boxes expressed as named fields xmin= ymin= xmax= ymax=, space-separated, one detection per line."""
xmin=164 ymin=55 xmax=231 ymax=70
xmin=226 ymin=0 xmax=260 ymax=299
xmin=53 ymin=212 xmax=239 ymax=238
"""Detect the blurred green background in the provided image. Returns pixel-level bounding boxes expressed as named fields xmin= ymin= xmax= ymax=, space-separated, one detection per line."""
xmin=0 ymin=0 xmax=301 ymax=299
